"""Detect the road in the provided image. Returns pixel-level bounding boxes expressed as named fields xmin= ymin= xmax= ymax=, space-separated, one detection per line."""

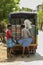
xmin=0 ymin=30 xmax=43 ymax=65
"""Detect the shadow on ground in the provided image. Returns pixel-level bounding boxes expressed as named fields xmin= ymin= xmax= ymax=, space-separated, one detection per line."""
xmin=5 ymin=53 xmax=43 ymax=62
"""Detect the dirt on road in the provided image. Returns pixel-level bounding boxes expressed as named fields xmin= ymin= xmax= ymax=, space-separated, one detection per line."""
xmin=0 ymin=44 xmax=7 ymax=62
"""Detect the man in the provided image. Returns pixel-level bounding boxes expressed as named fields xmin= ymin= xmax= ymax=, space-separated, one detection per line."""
xmin=6 ymin=24 xmax=16 ymax=58
xmin=18 ymin=25 xmax=32 ymax=57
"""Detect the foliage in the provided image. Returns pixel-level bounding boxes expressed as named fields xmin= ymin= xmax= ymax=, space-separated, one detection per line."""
xmin=38 ymin=3 xmax=43 ymax=29
xmin=0 ymin=0 xmax=33 ymax=24
xmin=19 ymin=7 xmax=32 ymax=12
xmin=0 ymin=0 xmax=20 ymax=21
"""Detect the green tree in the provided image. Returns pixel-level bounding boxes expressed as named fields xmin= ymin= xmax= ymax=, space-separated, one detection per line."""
xmin=20 ymin=7 xmax=32 ymax=12
xmin=38 ymin=3 xmax=43 ymax=30
xmin=0 ymin=0 xmax=20 ymax=21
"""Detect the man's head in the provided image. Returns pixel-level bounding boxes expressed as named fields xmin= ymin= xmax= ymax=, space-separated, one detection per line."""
xmin=7 ymin=24 xmax=12 ymax=30
xmin=21 ymin=25 xmax=25 ymax=29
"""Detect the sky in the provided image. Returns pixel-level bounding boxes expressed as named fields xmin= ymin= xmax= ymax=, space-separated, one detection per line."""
xmin=19 ymin=0 xmax=43 ymax=10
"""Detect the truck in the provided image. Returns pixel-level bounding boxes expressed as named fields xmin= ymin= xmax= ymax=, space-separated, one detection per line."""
xmin=9 ymin=12 xmax=38 ymax=54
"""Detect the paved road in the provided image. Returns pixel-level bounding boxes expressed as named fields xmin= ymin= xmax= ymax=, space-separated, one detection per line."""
xmin=0 ymin=30 xmax=43 ymax=65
